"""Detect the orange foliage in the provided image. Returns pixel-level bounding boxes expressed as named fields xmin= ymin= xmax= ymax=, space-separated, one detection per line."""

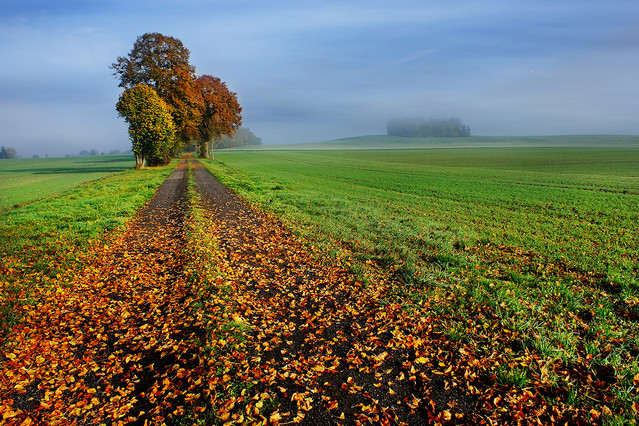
xmin=195 ymin=75 xmax=242 ymax=158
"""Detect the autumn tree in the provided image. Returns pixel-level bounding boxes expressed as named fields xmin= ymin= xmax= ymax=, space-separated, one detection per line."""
xmin=195 ymin=74 xmax=242 ymax=159
xmin=116 ymin=84 xmax=175 ymax=169
xmin=110 ymin=33 xmax=202 ymax=153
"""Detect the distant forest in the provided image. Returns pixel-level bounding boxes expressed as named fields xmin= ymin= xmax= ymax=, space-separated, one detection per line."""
xmin=0 ymin=146 xmax=18 ymax=159
xmin=387 ymin=118 xmax=471 ymax=138
xmin=215 ymin=127 xmax=262 ymax=148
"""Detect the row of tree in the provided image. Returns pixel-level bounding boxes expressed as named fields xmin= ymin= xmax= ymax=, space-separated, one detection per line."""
xmin=387 ymin=118 xmax=471 ymax=138
xmin=111 ymin=33 xmax=243 ymax=168
xmin=0 ymin=146 xmax=18 ymax=159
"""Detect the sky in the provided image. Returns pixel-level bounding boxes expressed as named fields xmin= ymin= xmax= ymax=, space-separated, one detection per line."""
xmin=1 ymin=0 xmax=638 ymax=157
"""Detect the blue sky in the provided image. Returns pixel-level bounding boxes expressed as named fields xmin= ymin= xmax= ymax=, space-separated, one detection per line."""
xmin=1 ymin=0 xmax=638 ymax=156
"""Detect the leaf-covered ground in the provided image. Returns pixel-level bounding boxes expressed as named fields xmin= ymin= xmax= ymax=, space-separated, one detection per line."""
xmin=0 ymin=160 xmax=205 ymax=424
xmin=1 ymin=159 xmax=637 ymax=424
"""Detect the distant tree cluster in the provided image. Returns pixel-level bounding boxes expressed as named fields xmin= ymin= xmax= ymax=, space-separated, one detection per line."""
xmin=215 ymin=127 xmax=262 ymax=149
xmin=111 ymin=32 xmax=242 ymax=168
xmin=0 ymin=146 xmax=17 ymax=159
xmin=387 ymin=118 xmax=471 ymax=138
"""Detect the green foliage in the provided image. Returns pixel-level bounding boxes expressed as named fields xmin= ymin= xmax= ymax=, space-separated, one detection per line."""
xmin=215 ymin=127 xmax=262 ymax=149
xmin=388 ymin=117 xmax=471 ymax=137
xmin=116 ymin=84 xmax=176 ymax=168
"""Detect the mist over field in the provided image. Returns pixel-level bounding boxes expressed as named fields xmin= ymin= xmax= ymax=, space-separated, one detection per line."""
xmin=1 ymin=0 xmax=639 ymax=157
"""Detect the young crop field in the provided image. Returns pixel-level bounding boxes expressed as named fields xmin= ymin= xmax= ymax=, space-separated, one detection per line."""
xmin=202 ymin=146 xmax=639 ymax=423
xmin=232 ymin=134 xmax=639 ymax=151
xmin=0 ymin=155 xmax=135 ymax=210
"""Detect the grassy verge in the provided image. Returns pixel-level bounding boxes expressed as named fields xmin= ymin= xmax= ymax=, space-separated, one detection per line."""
xmin=201 ymin=148 xmax=639 ymax=423
xmin=0 ymin=161 xmax=176 ymax=339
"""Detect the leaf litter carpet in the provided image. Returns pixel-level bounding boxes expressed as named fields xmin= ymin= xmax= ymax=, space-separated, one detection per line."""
xmin=1 ymin=159 xmax=600 ymax=424
xmin=0 ymin=160 xmax=201 ymax=424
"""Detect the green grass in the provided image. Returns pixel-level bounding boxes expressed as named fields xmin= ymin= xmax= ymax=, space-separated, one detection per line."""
xmin=200 ymin=145 xmax=639 ymax=423
xmin=205 ymin=148 xmax=639 ymax=281
xmin=0 ymin=154 xmax=135 ymax=210
xmin=0 ymin=160 xmax=175 ymax=338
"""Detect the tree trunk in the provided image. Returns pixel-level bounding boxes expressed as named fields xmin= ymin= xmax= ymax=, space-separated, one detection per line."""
xmin=135 ymin=154 xmax=146 ymax=169
xmin=198 ymin=140 xmax=209 ymax=158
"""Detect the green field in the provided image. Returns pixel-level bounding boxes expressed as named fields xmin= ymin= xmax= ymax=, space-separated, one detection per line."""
xmin=231 ymin=134 xmax=639 ymax=150
xmin=205 ymin=147 xmax=639 ymax=280
xmin=202 ymin=143 xmax=639 ymax=421
xmin=0 ymin=155 xmax=135 ymax=210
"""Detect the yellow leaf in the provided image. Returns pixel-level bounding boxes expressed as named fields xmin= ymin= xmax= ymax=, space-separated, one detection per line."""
xmin=2 ymin=409 xmax=18 ymax=420
xmin=269 ymin=411 xmax=282 ymax=422
xmin=408 ymin=396 xmax=420 ymax=409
